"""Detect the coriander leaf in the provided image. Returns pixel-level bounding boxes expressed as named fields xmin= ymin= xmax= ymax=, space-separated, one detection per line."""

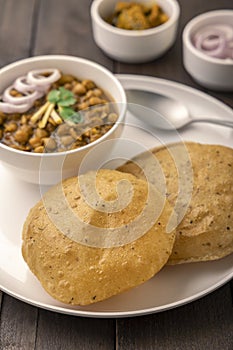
xmin=59 ymin=106 xmax=83 ymax=124
xmin=59 ymin=86 xmax=73 ymax=96
xmin=58 ymin=87 xmax=76 ymax=106
xmin=68 ymin=113 xmax=83 ymax=124
xmin=58 ymin=97 xmax=76 ymax=107
xmin=59 ymin=106 xmax=76 ymax=119
xmin=47 ymin=89 xmax=60 ymax=103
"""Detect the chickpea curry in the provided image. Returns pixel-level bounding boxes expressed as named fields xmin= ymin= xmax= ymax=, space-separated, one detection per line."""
xmin=106 ymin=1 xmax=169 ymax=30
xmin=0 ymin=70 xmax=118 ymax=153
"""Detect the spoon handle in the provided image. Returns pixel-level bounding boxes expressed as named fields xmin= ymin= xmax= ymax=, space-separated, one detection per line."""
xmin=191 ymin=118 xmax=233 ymax=128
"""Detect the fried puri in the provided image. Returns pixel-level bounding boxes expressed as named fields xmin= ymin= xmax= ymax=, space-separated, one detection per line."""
xmin=118 ymin=142 xmax=233 ymax=264
xmin=22 ymin=169 xmax=175 ymax=305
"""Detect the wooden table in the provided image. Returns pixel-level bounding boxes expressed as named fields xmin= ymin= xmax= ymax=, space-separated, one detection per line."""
xmin=0 ymin=1 xmax=233 ymax=349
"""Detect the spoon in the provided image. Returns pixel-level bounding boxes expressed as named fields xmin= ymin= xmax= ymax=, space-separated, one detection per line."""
xmin=125 ymin=89 xmax=233 ymax=130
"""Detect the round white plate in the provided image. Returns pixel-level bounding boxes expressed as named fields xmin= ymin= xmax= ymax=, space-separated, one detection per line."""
xmin=0 ymin=74 xmax=233 ymax=318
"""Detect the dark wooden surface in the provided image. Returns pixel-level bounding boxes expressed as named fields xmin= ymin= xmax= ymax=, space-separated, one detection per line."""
xmin=0 ymin=0 xmax=233 ymax=349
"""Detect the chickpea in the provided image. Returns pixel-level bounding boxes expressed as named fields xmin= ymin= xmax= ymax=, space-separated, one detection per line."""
xmin=43 ymin=138 xmax=57 ymax=151
xmin=78 ymin=102 xmax=89 ymax=110
xmin=22 ymin=124 xmax=33 ymax=133
xmin=10 ymin=89 xmax=22 ymax=97
xmin=69 ymin=128 xmax=78 ymax=139
xmin=82 ymin=79 xmax=96 ymax=90
xmin=85 ymin=90 xmax=95 ymax=98
xmin=11 ymin=144 xmax=29 ymax=151
xmin=14 ymin=125 xmax=32 ymax=143
xmin=89 ymin=97 xmax=103 ymax=106
xmin=58 ymin=74 xmax=75 ymax=85
xmin=0 ymin=113 xmax=6 ymax=125
xmin=14 ymin=130 xmax=29 ymax=143
xmin=34 ymin=146 xmax=44 ymax=153
xmin=71 ymin=80 xmax=77 ymax=88
xmin=29 ymin=136 xmax=42 ymax=148
xmin=72 ymin=83 xmax=87 ymax=95
xmin=45 ymin=122 xmax=56 ymax=133
xmin=56 ymin=124 xmax=71 ymax=136
xmin=35 ymin=128 xmax=48 ymax=138
xmin=100 ymin=99 xmax=108 ymax=104
xmin=64 ymin=83 xmax=72 ymax=90
xmin=92 ymin=88 xmax=103 ymax=97
xmin=4 ymin=122 xmax=18 ymax=132
xmin=20 ymin=115 xmax=28 ymax=124
xmin=108 ymin=113 xmax=118 ymax=123
xmin=60 ymin=135 xmax=74 ymax=147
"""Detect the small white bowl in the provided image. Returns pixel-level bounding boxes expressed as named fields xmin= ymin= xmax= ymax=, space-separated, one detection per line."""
xmin=0 ymin=55 xmax=127 ymax=185
xmin=183 ymin=10 xmax=233 ymax=91
xmin=91 ymin=0 xmax=180 ymax=63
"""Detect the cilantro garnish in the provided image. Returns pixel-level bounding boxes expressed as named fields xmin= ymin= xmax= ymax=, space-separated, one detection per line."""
xmin=47 ymin=87 xmax=81 ymax=123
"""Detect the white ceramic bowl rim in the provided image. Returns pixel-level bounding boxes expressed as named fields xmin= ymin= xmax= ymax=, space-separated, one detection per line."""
xmin=0 ymin=55 xmax=127 ymax=158
xmin=91 ymin=0 xmax=180 ymax=36
xmin=183 ymin=10 xmax=233 ymax=66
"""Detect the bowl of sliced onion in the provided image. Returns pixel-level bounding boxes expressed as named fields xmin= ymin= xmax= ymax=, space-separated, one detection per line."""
xmin=0 ymin=55 xmax=126 ymax=185
xmin=183 ymin=10 xmax=233 ymax=91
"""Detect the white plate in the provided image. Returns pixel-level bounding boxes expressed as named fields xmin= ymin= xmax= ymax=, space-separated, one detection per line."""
xmin=0 ymin=74 xmax=233 ymax=318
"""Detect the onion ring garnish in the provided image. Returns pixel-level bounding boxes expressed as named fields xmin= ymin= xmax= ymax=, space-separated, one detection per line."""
xmin=14 ymin=76 xmax=37 ymax=93
xmin=195 ymin=30 xmax=227 ymax=58
xmin=2 ymin=86 xmax=44 ymax=105
xmin=0 ymin=101 xmax=32 ymax=114
xmin=0 ymin=68 xmax=61 ymax=114
xmin=27 ymin=69 xmax=61 ymax=86
xmin=193 ymin=24 xmax=233 ymax=60
xmin=14 ymin=76 xmax=51 ymax=94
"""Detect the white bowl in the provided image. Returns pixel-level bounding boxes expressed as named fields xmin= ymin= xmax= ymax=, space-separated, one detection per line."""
xmin=91 ymin=0 xmax=180 ymax=63
xmin=183 ymin=10 xmax=233 ymax=91
xmin=0 ymin=55 xmax=127 ymax=185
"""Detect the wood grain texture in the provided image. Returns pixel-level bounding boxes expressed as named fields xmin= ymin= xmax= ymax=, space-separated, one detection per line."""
xmin=33 ymin=0 xmax=113 ymax=69
xmin=35 ymin=310 xmax=115 ymax=350
xmin=117 ymin=284 xmax=233 ymax=350
xmin=0 ymin=295 xmax=38 ymax=350
xmin=231 ymin=280 xmax=233 ymax=305
xmin=0 ymin=0 xmax=37 ymax=67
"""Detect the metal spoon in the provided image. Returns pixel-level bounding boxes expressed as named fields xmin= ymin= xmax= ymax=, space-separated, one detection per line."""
xmin=126 ymin=89 xmax=233 ymax=130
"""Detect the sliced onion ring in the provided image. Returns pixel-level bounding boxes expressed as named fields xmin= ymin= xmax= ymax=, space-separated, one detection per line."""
xmin=201 ymin=36 xmax=220 ymax=51
xmin=2 ymin=85 xmax=44 ymax=105
xmin=0 ymin=101 xmax=32 ymax=114
xmin=195 ymin=30 xmax=227 ymax=58
xmin=14 ymin=76 xmax=51 ymax=93
xmin=193 ymin=25 xmax=233 ymax=60
xmin=36 ymin=84 xmax=51 ymax=92
xmin=213 ymin=24 xmax=233 ymax=41
xmin=0 ymin=68 xmax=61 ymax=114
xmin=14 ymin=76 xmax=37 ymax=93
xmin=27 ymin=68 xmax=61 ymax=86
